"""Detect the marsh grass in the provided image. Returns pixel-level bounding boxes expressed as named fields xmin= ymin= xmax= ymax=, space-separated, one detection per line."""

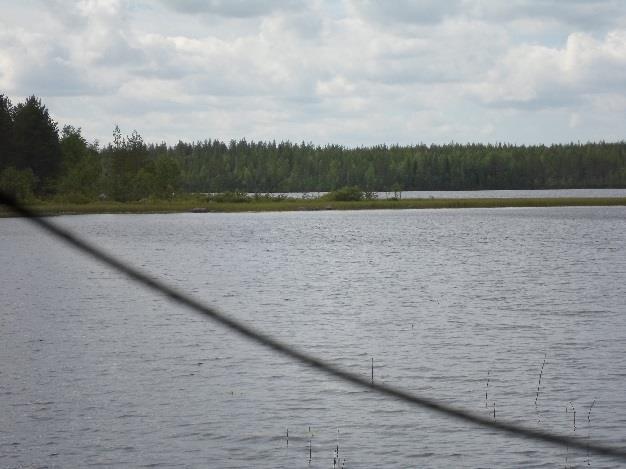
xmin=3 ymin=196 xmax=626 ymax=217
xmin=485 ymin=370 xmax=490 ymax=408
xmin=587 ymin=400 xmax=596 ymax=466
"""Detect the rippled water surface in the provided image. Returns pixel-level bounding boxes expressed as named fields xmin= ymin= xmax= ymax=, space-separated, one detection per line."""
xmin=1 ymin=207 xmax=626 ymax=468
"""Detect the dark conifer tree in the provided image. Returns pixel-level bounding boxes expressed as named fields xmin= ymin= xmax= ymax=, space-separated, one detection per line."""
xmin=12 ymin=95 xmax=62 ymax=192
xmin=0 ymin=94 xmax=14 ymax=170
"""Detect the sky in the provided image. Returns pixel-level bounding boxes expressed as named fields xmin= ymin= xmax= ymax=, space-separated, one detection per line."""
xmin=1 ymin=0 xmax=626 ymax=147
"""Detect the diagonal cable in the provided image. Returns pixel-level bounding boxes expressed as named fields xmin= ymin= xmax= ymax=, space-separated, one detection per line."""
xmin=1 ymin=191 xmax=625 ymax=460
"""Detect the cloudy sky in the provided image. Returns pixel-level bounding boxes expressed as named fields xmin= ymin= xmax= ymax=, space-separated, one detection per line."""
xmin=1 ymin=0 xmax=626 ymax=146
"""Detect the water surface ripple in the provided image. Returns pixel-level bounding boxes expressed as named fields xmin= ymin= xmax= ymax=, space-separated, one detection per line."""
xmin=1 ymin=206 xmax=626 ymax=468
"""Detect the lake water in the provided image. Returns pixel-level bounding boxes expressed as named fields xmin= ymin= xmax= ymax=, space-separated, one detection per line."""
xmin=2 ymin=206 xmax=626 ymax=468
xmin=270 ymin=188 xmax=626 ymax=199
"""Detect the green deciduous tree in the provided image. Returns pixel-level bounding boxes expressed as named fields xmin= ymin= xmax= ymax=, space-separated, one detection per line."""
xmin=57 ymin=126 xmax=101 ymax=201
xmin=152 ymin=155 xmax=181 ymax=198
xmin=0 ymin=166 xmax=37 ymax=201
xmin=102 ymin=126 xmax=150 ymax=201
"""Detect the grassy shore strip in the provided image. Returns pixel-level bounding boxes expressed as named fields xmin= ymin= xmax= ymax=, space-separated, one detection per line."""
xmin=2 ymin=197 xmax=626 ymax=217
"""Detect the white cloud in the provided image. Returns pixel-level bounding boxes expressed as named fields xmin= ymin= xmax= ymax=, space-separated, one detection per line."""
xmin=315 ymin=76 xmax=356 ymax=97
xmin=569 ymin=112 xmax=582 ymax=128
xmin=1 ymin=0 xmax=626 ymax=145
xmin=348 ymin=0 xmax=462 ymax=26
xmin=468 ymin=30 xmax=626 ymax=107
xmin=157 ymin=0 xmax=304 ymax=18
xmin=463 ymin=0 xmax=626 ymax=30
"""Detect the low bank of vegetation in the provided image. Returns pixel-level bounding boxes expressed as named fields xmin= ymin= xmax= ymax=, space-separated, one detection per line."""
xmin=2 ymin=190 xmax=626 ymax=217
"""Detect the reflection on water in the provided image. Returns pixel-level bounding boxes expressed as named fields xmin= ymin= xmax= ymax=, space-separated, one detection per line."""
xmin=1 ymin=207 xmax=626 ymax=468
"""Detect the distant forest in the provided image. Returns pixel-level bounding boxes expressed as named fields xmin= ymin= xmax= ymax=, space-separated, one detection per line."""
xmin=1 ymin=94 xmax=626 ymax=202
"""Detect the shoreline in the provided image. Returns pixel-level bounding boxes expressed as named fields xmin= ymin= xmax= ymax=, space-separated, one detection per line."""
xmin=2 ymin=197 xmax=626 ymax=217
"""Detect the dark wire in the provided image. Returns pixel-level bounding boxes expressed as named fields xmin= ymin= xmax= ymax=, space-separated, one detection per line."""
xmin=2 ymin=191 xmax=625 ymax=461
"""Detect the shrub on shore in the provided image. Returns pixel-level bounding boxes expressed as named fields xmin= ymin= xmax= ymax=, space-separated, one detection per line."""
xmin=322 ymin=186 xmax=364 ymax=201
xmin=208 ymin=191 xmax=251 ymax=203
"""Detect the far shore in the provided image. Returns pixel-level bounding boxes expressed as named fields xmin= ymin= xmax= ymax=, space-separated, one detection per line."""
xmin=2 ymin=196 xmax=626 ymax=217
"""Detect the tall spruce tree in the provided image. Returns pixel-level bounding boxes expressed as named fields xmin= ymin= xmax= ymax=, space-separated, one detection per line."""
xmin=12 ymin=95 xmax=62 ymax=192
xmin=0 ymin=94 xmax=14 ymax=170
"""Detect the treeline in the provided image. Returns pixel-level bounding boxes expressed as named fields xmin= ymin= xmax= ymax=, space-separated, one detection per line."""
xmin=167 ymin=139 xmax=626 ymax=192
xmin=0 ymin=94 xmax=180 ymax=202
xmin=1 ymin=94 xmax=626 ymax=202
